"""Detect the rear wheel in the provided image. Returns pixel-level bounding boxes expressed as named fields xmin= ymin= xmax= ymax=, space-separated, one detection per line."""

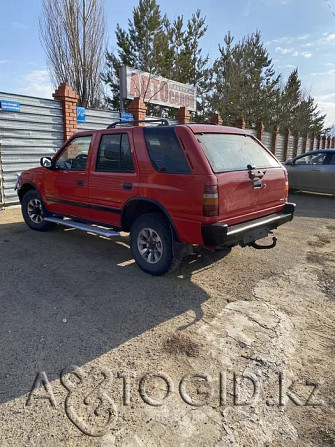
xmin=130 ymin=213 xmax=180 ymax=275
xmin=21 ymin=190 xmax=55 ymax=231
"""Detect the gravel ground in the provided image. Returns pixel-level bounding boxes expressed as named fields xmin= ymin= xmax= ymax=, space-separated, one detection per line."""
xmin=0 ymin=192 xmax=334 ymax=446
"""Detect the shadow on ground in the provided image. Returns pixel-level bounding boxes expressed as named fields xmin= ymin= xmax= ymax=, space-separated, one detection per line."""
xmin=0 ymin=221 xmax=223 ymax=404
xmin=1 ymin=192 xmax=333 ymax=405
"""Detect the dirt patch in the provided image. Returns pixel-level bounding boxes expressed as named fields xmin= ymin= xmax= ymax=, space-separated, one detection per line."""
xmin=306 ymin=251 xmax=334 ymax=265
xmin=317 ymin=273 xmax=335 ymax=300
xmin=308 ymin=233 xmax=332 ymax=248
xmin=163 ymin=333 xmax=201 ymax=358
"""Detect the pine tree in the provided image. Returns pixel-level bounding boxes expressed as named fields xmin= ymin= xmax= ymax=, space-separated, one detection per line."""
xmin=103 ymin=1 xmax=208 ymax=116
xmin=210 ymin=31 xmax=281 ymax=128
xmin=209 ymin=33 xmax=325 ymax=134
xmin=103 ymin=0 xmax=170 ymax=110
xmin=279 ymin=69 xmax=325 ymax=135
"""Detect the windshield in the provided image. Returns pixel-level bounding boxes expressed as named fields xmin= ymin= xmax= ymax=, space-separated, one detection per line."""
xmin=197 ymin=133 xmax=280 ymax=173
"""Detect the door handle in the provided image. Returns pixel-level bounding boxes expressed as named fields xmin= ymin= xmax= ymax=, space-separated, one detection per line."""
xmin=123 ymin=183 xmax=132 ymax=190
xmin=77 ymin=179 xmax=85 ymax=186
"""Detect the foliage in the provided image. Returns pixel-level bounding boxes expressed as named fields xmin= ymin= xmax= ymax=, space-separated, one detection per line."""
xmin=103 ymin=0 xmax=208 ymax=117
xmin=103 ymin=1 xmax=326 ymax=133
xmin=209 ymin=32 xmax=325 ymax=135
xmin=278 ymin=69 xmax=325 ymax=135
xmin=209 ymin=31 xmax=281 ymax=128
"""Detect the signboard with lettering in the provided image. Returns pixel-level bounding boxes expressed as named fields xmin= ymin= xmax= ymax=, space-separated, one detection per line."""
xmin=77 ymin=107 xmax=86 ymax=122
xmin=0 ymin=100 xmax=21 ymax=112
xmin=120 ymin=112 xmax=134 ymax=122
xmin=120 ymin=66 xmax=197 ymax=112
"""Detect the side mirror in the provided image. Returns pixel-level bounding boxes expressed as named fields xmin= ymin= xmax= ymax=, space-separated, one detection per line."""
xmin=40 ymin=157 xmax=54 ymax=169
xmin=286 ymin=159 xmax=293 ymax=165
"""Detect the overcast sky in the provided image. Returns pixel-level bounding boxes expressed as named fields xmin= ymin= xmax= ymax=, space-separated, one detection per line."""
xmin=1 ymin=0 xmax=335 ymax=126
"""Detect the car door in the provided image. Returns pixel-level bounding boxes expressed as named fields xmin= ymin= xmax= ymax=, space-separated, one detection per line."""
xmin=288 ymin=151 xmax=327 ymax=192
xmin=44 ymin=134 xmax=93 ymax=219
xmin=319 ymin=152 xmax=335 ymax=194
xmin=88 ymin=130 xmax=139 ymax=227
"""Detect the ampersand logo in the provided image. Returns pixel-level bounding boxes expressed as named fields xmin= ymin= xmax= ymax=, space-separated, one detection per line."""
xmin=60 ymin=365 xmax=118 ymax=437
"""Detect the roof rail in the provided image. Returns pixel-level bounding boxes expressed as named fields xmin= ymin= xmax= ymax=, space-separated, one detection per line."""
xmin=188 ymin=121 xmax=218 ymax=125
xmin=107 ymin=119 xmax=170 ymax=129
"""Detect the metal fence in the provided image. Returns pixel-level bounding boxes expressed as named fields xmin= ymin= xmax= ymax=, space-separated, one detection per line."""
xmin=0 ymin=88 xmax=330 ymax=207
xmin=77 ymin=108 xmax=120 ymax=131
xmin=0 ymin=92 xmax=64 ymax=205
xmin=275 ymin=133 xmax=285 ymax=161
xmin=77 ymin=109 xmax=177 ymax=131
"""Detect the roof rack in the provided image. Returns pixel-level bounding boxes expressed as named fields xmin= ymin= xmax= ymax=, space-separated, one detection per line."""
xmin=188 ymin=121 xmax=218 ymax=125
xmin=107 ymin=119 xmax=170 ymax=129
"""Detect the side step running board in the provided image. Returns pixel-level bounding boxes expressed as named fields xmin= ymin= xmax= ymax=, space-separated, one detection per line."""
xmin=44 ymin=217 xmax=120 ymax=238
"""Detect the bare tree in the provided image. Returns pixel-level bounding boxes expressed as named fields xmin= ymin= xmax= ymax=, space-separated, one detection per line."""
xmin=39 ymin=0 xmax=105 ymax=107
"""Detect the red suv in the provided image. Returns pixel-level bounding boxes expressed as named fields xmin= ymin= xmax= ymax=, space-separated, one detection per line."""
xmin=16 ymin=120 xmax=295 ymax=275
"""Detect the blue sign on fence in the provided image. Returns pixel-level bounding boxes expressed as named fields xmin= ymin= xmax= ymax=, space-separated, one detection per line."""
xmin=0 ymin=100 xmax=20 ymax=112
xmin=120 ymin=112 xmax=134 ymax=122
xmin=77 ymin=107 xmax=86 ymax=122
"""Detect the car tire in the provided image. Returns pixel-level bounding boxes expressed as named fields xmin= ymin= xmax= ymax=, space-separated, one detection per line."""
xmin=21 ymin=190 xmax=55 ymax=231
xmin=130 ymin=212 xmax=180 ymax=276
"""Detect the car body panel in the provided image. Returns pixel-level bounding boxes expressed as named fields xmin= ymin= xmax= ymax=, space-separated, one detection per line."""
xmin=285 ymin=149 xmax=335 ymax=194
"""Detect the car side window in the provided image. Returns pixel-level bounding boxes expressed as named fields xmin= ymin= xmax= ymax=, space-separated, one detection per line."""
xmin=328 ymin=153 xmax=335 ymax=165
xmin=144 ymin=127 xmax=191 ymax=174
xmin=294 ymin=153 xmax=327 ymax=165
xmin=56 ymin=136 xmax=92 ymax=171
xmin=96 ymin=134 xmax=135 ymax=172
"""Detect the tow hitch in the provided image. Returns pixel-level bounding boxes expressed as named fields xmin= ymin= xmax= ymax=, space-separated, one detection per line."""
xmin=249 ymin=236 xmax=277 ymax=250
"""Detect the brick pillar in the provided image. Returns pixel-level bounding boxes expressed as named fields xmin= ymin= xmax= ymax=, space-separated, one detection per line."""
xmin=284 ymin=129 xmax=290 ymax=161
xmin=316 ymin=135 xmax=321 ymax=149
xmin=321 ymin=135 xmax=326 ymax=149
xmin=235 ymin=118 xmax=246 ymax=129
xmin=53 ymin=83 xmax=79 ymax=141
xmin=272 ymin=125 xmax=279 ymax=155
xmin=176 ymin=107 xmax=191 ymax=124
xmin=128 ymin=97 xmax=147 ymax=125
xmin=332 ymin=137 xmax=335 ymax=148
xmin=210 ymin=113 xmax=223 ymax=125
xmin=256 ymin=121 xmax=264 ymax=141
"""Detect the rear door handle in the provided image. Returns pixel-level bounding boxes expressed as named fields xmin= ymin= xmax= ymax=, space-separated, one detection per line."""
xmin=123 ymin=183 xmax=132 ymax=190
xmin=77 ymin=179 xmax=85 ymax=186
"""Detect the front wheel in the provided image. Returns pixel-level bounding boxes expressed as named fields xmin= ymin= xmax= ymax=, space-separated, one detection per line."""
xmin=21 ymin=190 xmax=55 ymax=231
xmin=130 ymin=213 xmax=180 ymax=275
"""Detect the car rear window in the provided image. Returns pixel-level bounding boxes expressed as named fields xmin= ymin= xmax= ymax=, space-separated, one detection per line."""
xmin=144 ymin=127 xmax=191 ymax=174
xmin=196 ymin=133 xmax=280 ymax=173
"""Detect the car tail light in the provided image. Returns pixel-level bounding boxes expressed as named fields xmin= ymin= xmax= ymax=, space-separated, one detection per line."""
xmin=203 ymin=185 xmax=218 ymax=216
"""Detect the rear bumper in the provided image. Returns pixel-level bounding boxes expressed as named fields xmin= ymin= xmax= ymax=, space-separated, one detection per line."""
xmin=201 ymin=202 xmax=296 ymax=247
